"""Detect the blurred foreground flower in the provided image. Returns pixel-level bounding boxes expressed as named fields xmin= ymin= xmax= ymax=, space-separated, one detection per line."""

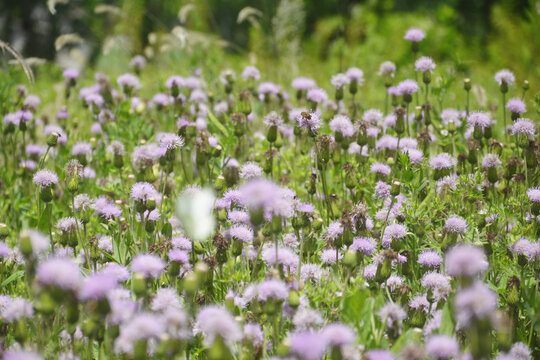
xmin=175 ymin=187 xmax=215 ymax=241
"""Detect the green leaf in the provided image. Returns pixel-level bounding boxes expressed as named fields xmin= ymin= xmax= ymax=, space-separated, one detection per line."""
xmin=162 ymin=222 xmax=173 ymax=238
xmin=207 ymin=111 xmax=230 ymax=138
xmin=1 ymin=270 xmax=24 ymax=288
xmin=439 ymin=303 xmax=455 ymax=335
xmin=342 ymin=288 xmax=370 ymax=325
xmin=392 ymin=329 xmax=416 ymax=353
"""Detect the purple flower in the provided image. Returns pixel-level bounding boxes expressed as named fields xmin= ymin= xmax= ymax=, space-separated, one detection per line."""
xmin=264 ymin=111 xmax=284 ymax=127
xmin=375 ymin=181 xmax=391 ymax=199
xmin=509 ymin=238 xmax=537 ymax=259
xmin=101 ymin=263 xmax=130 ymax=282
xmin=130 ymin=55 xmax=146 ymax=70
xmin=262 ymin=246 xmax=298 ymax=268
xmin=36 ymin=257 xmax=81 ymax=291
xmin=370 ymin=162 xmax=391 ymax=176
xmin=363 ymin=109 xmax=383 ymax=124
xmin=346 ymin=67 xmax=365 ymax=84
xmin=241 ymin=66 xmax=260 ymax=81
xmin=79 ymin=273 xmax=118 ymax=301
xmin=115 ymin=312 xmax=166 ymax=354
xmin=444 ymin=215 xmax=468 ymax=234
xmin=258 ymin=81 xmax=280 ymax=98
xmin=421 ymin=271 xmax=449 ymax=290
xmin=292 ymin=77 xmax=317 ymax=91
xmin=494 ymin=69 xmax=515 ymax=86
xmin=440 ymin=108 xmax=462 ymax=127
xmin=418 ymin=250 xmax=442 ymax=268
xmin=350 ymin=237 xmax=377 ymax=256
xmin=56 ymin=217 xmax=80 ymax=233
xmin=229 ymin=225 xmax=254 ymax=243
xmin=404 ymin=27 xmax=426 ymax=42
xmin=506 ymin=98 xmax=526 ymax=114
xmin=467 ymin=111 xmax=492 ymax=129
xmin=409 ymin=294 xmax=429 ymax=312
xmin=445 ymin=244 xmax=488 ymax=277
xmin=326 ymin=221 xmax=344 ymax=240
xmin=397 ymin=79 xmax=419 ymax=95
xmin=72 ymin=141 xmax=92 ymax=156
xmin=151 ymin=287 xmax=181 ymax=311
xmin=382 ymin=223 xmax=407 ymax=248
xmin=378 ymin=302 xmax=407 ymax=328
xmin=527 ymin=187 xmax=540 ymax=202
xmin=426 ymin=335 xmax=459 ymax=359
xmin=1 ymin=297 xmax=34 ymax=322
xmin=329 ymin=115 xmax=354 ymax=137
xmin=481 ymin=154 xmax=502 ymax=168
xmin=117 ymin=73 xmax=141 ymax=90
xmin=330 ymin=73 xmax=350 ymax=89
xmin=321 ymin=323 xmax=355 ymax=346
xmin=454 ymin=281 xmax=497 ymax=326
xmin=415 ymin=56 xmax=436 ymax=73
xmin=3 ymin=350 xmax=43 ymax=360
xmin=33 ymin=169 xmax=58 ymax=187
xmin=194 ymin=306 xmax=241 ymax=346
xmin=290 ymin=331 xmax=328 ymax=360
xmin=166 ymin=75 xmax=185 ymax=89
xmin=257 ymin=279 xmax=288 ymax=301
xmin=131 ymin=254 xmax=165 ymax=279
xmin=130 ymin=182 xmax=162 ymax=203
xmin=321 ymin=248 xmax=342 ymax=264
xmin=429 ymin=153 xmax=457 ymax=170
xmin=365 ymin=349 xmax=395 ymax=360
xmin=63 ymin=68 xmax=79 ymax=80
xmin=306 ymin=88 xmax=328 ymax=103
xmin=168 ymin=248 xmax=189 ymax=263
xmin=243 ymin=323 xmax=264 ymax=346
xmin=298 ymin=110 xmax=321 ymax=133
xmin=511 ymin=118 xmax=535 ymax=138
xmin=239 ymin=162 xmax=262 ymax=180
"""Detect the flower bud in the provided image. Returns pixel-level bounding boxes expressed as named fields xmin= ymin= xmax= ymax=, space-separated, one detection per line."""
xmin=47 ymin=133 xmax=59 ymax=147
xmin=0 ymin=223 xmax=9 ymax=240
xmin=464 ymin=78 xmax=471 ymax=91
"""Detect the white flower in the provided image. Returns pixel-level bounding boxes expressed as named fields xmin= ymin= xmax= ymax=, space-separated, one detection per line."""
xmin=175 ymin=188 xmax=215 ymax=241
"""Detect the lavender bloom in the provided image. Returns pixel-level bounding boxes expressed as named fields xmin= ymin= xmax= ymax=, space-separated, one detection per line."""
xmin=56 ymin=217 xmax=80 ymax=233
xmin=258 ymin=82 xmax=280 ymax=99
xmin=33 ymin=169 xmax=59 ymax=187
xmin=363 ymin=109 xmax=384 ymax=125
xmin=329 ymin=115 xmax=354 ymax=137
xmin=115 ymin=312 xmax=166 ymax=354
xmin=378 ymin=302 xmax=407 ymax=328
xmin=3 ymin=351 xmax=43 ymax=360
xmin=382 ymin=223 xmax=407 ymax=248
xmin=404 ymin=27 xmax=426 ymax=42
xmin=350 ymin=237 xmax=377 ymax=256
xmin=509 ymin=238 xmax=537 ymax=259
xmin=241 ymin=66 xmax=260 ymax=81
xmin=102 ymin=263 xmax=130 ymax=282
xmin=511 ymin=118 xmax=535 ymax=138
xmin=331 ymin=73 xmax=350 ymax=89
xmin=425 ymin=335 xmax=459 ymax=359
xmin=36 ymin=257 xmax=81 ymax=291
xmin=346 ymin=67 xmax=365 ymax=84
xmin=429 ymin=153 xmax=457 ymax=170
xmin=321 ymin=249 xmax=342 ymax=265
xmin=290 ymin=331 xmax=328 ymax=360
xmin=370 ymin=162 xmax=391 ymax=176
xmin=397 ymin=79 xmax=419 ymax=95
xmin=1 ymin=297 xmax=34 ymax=322
xmin=93 ymin=197 xmax=122 ymax=219
xmin=130 ymin=55 xmax=146 ymax=70
xmin=440 ymin=108 xmax=462 ymax=127
xmin=257 ymin=279 xmax=288 ymax=301
xmin=467 ymin=111 xmax=492 ymax=129
xmin=366 ymin=349 xmax=395 ymax=360
xmin=375 ymin=181 xmax=391 ymax=199
xmin=243 ymin=323 xmax=264 ymax=346
xmin=418 ymin=250 xmax=442 ymax=268
xmin=229 ymin=225 xmax=254 ymax=243
xmin=506 ymin=98 xmax=526 ymax=114
xmin=306 ymin=88 xmax=328 ymax=104
xmin=444 ymin=215 xmax=468 ymax=234
xmin=264 ymin=111 xmax=284 ymax=127
xmin=321 ymin=323 xmax=355 ymax=346
xmin=131 ymin=254 xmax=165 ymax=279
xmin=292 ymin=77 xmax=317 ymax=91
xmin=131 ymin=182 xmax=162 ymax=204
xmin=298 ymin=110 xmax=321 ymax=133
xmin=415 ymin=56 xmax=436 ymax=73
xmin=168 ymin=248 xmax=189 ymax=263
xmin=63 ymin=68 xmax=79 ymax=80
xmin=445 ymin=244 xmax=488 ymax=277
xmin=240 ymin=162 xmax=262 ymax=180
xmin=409 ymin=294 xmax=429 ymax=313
xmin=454 ymin=281 xmax=497 ymax=326
xmin=72 ymin=142 xmax=92 ymax=156
xmin=421 ymin=272 xmax=449 ymax=290
xmin=79 ymin=273 xmax=118 ymax=301
xmin=117 ymin=73 xmax=141 ymax=91
xmin=481 ymin=154 xmax=502 ymax=168
xmin=194 ymin=306 xmax=241 ymax=346
xmin=378 ymin=61 xmax=396 ymax=76
xmin=527 ymin=187 xmax=540 ymax=203
xmin=151 ymin=288 xmax=182 ymax=311
xmin=494 ymin=69 xmax=515 ymax=86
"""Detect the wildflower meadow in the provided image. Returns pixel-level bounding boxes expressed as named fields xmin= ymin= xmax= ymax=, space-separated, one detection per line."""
xmin=0 ymin=1 xmax=539 ymax=360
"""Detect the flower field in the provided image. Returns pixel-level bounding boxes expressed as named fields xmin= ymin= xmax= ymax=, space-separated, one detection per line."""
xmin=0 ymin=2 xmax=539 ymax=360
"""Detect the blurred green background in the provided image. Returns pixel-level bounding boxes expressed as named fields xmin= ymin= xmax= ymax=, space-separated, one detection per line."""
xmin=1 ymin=0 xmax=539 ymax=99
